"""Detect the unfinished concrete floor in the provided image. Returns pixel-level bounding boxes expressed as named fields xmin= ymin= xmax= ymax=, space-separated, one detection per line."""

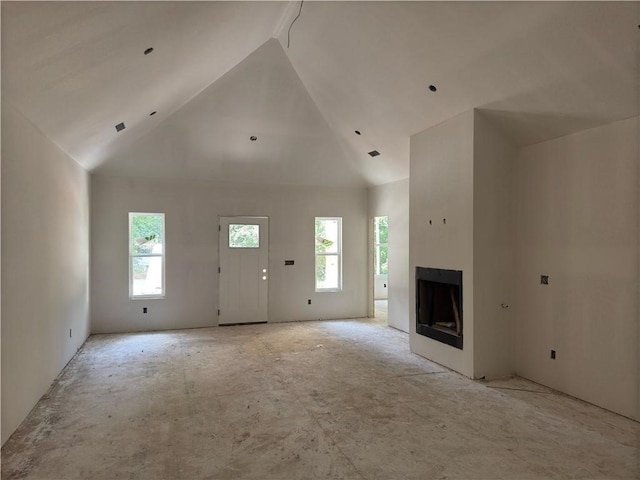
xmin=2 ymin=318 xmax=638 ymax=480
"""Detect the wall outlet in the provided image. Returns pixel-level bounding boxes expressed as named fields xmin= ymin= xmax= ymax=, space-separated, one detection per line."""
xmin=143 ymin=307 xmax=148 ymax=314
xmin=550 ymin=349 xmax=556 ymax=359
xmin=308 ymin=299 xmax=311 ymax=305
xmin=541 ymin=275 xmax=549 ymax=285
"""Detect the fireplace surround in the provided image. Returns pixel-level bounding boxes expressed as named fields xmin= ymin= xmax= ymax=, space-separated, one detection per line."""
xmin=415 ymin=267 xmax=463 ymax=349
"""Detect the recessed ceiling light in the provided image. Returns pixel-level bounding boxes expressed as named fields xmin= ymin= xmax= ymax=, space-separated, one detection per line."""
xmin=368 ymin=150 xmax=380 ymax=157
xmin=144 ymin=47 xmax=154 ymax=55
xmin=428 ymin=85 xmax=437 ymax=92
xmin=115 ymin=122 xmax=125 ymax=132
xmin=150 ymin=111 xmax=157 ymax=116
xmin=355 ymin=130 xmax=361 ymax=135
xmin=250 ymin=136 xmax=257 ymax=141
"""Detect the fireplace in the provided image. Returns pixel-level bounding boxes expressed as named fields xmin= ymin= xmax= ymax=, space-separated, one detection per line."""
xmin=415 ymin=267 xmax=463 ymax=349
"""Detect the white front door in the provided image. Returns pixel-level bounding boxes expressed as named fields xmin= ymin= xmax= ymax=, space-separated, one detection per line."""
xmin=218 ymin=216 xmax=269 ymax=325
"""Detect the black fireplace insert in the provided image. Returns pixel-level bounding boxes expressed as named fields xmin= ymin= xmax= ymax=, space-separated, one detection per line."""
xmin=415 ymin=267 xmax=463 ymax=349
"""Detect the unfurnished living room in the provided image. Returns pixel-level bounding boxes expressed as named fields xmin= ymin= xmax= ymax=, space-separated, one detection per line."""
xmin=1 ymin=1 xmax=639 ymax=479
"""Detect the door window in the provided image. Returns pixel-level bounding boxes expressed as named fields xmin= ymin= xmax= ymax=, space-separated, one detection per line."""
xmin=229 ymin=224 xmax=260 ymax=248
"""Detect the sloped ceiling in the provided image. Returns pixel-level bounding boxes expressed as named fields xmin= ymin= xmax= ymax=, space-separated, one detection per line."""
xmin=94 ymin=39 xmax=366 ymax=186
xmin=1 ymin=1 xmax=290 ymax=169
xmin=2 ymin=1 xmax=638 ymax=188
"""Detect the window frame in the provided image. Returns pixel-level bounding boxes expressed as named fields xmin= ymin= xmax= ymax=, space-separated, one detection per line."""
xmin=315 ymin=217 xmax=342 ymax=292
xmin=374 ymin=216 xmax=388 ymax=276
xmin=129 ymin=212 xmax=165 ymax=299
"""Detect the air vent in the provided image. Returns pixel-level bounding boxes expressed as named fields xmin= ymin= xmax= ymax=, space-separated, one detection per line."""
xmin=115 ymin=122 xmax=125 ymax=132
xmin=368 ymin=150 xmax=380 ymax=157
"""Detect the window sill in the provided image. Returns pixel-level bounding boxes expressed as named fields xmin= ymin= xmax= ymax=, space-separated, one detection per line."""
xmin=130 ymin=295 xmax=165 ymax=300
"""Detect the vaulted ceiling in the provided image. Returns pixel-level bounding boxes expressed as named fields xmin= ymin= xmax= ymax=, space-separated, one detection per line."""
xmin=2 ymin=1 xmax=638 ymax=187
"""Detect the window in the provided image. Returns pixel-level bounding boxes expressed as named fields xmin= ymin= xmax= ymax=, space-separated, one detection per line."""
xmin=228 ymin=224 xmax=260 ymax=248
xmin=129 ymin=213 xmax=165 ymax=298
xmin=315 ymin=217 xmax=342 ymax=291
xmin=374 ymin=216 xmax=388 ymax=275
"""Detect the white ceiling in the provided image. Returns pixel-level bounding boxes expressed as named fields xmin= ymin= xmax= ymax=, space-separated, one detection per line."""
xmin=2 ymin=1 xmax=638 ymax=187
xmin=94 ymin=38 xmax=366 ymax=186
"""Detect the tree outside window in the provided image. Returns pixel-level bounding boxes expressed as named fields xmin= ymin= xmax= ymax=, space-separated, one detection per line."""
xmin=129 ymin=213 xmax=165 ymax=298
xmin=315 ymin=217 xmax=342 ymax=291
xmin=374 ymin=216 xmax=388 ymax=276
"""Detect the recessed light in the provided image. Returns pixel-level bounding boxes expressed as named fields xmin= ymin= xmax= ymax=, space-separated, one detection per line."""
xmin=144 ymin=47 xmax=154 ymax=55
xmin=428 ymin=85 xmax=437 ymax=92
xmin=250 ymin=136 xmax=257 ymax=141
xmin=368 ymin=150 xmax=380 ymax=157
xmin=115 ymin=122 xmax=125 ymax=132
xmin=355 ymin=130 xmax=361 ymax=135
xmin=150 ymin=111 xmax=157 ymax=116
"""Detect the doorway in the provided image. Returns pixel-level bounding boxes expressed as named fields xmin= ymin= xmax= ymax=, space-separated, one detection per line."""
xmin=373 ymin=216 xmax=388 ymax=320
xmin=218 ymin=216 xmax=269 ymax=325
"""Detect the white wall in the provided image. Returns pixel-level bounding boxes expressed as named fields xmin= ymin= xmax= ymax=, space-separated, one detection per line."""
xmin=409 ymin=111 xmax=475 ymax=377
xmin=373 ymin=275 xmax=388 ymax=300
xmin=410 ymin=111 xmax=638 ymax=417
xmin=91 ymin=175 xmax=368 ymax=333
xmin=515 ymin=117 xmax=639 ymax=419
xmin=368 ymin=178 xmax=410 ymax=332
xmin=1 ymin=101 xmax=90 ymax=445
xmin=473 ymin=112 xmax=516 ymax=379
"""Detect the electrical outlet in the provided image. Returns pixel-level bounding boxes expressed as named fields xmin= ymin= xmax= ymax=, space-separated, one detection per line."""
xmin=550 ymin=350 xmax=556 ymax=359
xmin=541 ymin=275 xmax=549 ymax=285
xmin=143 ymin=307 xmax=148 ymax=314
xmin=308 ymin=299 xmax=311 ymax=305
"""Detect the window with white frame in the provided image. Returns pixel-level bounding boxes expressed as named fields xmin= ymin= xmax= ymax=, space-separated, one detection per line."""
xmin=315 ymin=217 xmax=342 ymax=291
xmin=129 ymin=212 xmax=165 ymax=298
xmin=374 ymin=216 xmax=388 ymax=275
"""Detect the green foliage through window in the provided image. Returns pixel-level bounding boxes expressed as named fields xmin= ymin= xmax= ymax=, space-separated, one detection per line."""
xmin=229 ymin=224 xmax=260 ymax=248
xmin=129 ymin=213 xmax=164 ymax=297
xmin=315 ymin=217 xmax=341 ymax=290
xmin=374 ymin=216 xmax=388 ymax=276
xmin=131 ymin=214 xmax=164 ymax=255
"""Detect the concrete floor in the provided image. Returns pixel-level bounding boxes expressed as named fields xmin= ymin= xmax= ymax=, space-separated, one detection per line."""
xmin=374 ymin=300 xmax=387 ymax=320
xmin=2 ymin=318 xmax=638 ymax=480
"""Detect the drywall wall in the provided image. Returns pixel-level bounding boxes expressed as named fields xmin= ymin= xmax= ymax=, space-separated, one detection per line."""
xmin=91 ymin=175 xmax=368 ymax=333
xmin=373 ymin=275 xmax=388 ymax=300
xmin=515 ymin=116 xmax=639 ymax=419
xmin=1 ymin=101 xmax=90 ymax=445
xmin=368 ymin=178 xmax=410 ymax=332
xmin=472 ymin=112 xmax=516 ymax=379
xmin=409 ymin=111 xmax=475 ymax=377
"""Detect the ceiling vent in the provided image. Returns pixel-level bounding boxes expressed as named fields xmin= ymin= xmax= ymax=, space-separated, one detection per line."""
xmin=368 ymin=150 xmax=380 ymax=157
xmin=115 ymin=122 xmax=126 ymax=132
